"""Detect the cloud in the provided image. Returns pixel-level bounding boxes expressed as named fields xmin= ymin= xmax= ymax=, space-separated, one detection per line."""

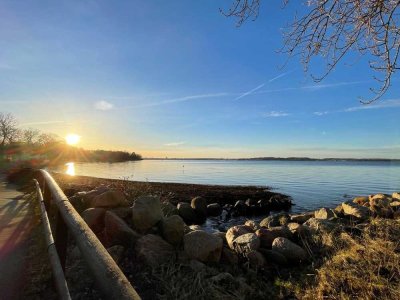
xmin=345 ymin=99 xmax=400 ymax=112
xmin=95 ymin=100 xmax=114 ymax=111
xmin=313 ymin=111 xmax=330 ymax=116
xmin=19 ymin=120 xmax=66 ymax=126
xmin=164 ymin=141 xmax=186 ymax=147
xmin=263 ymin=111 xmax=290 ymax=117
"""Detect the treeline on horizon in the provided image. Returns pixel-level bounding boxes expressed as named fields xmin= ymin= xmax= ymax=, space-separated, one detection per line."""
xmin=0 ymin=112 xmax=142 ymax=164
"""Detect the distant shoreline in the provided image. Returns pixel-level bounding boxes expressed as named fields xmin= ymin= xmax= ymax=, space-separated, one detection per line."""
xmin=144 ymin=157 xmax=400 ymax=162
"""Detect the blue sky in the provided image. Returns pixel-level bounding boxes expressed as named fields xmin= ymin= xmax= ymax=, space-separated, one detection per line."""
xmin=1 ymin=0 xmax=399 ymax=158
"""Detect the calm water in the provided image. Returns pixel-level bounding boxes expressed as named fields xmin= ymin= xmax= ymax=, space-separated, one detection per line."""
xmin=55 ymin=159 xmax=400 ymax=213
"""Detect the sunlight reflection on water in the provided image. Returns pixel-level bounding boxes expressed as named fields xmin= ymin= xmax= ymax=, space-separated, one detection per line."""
xmin=65 ymin=162 xmax=75 ymax=176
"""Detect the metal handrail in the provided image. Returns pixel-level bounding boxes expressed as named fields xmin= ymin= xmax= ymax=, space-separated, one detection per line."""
xmin=36 ymin=169 xmax=141 ymax=300
xmin=34 ymin=179 xmax=71 ymax=300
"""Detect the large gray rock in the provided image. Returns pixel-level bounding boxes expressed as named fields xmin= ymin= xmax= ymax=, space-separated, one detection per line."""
xmin=104 ymin=211 xmax=140 ymax=247
xmin=132 ymin=196 xmax=163 ymax=233
xmin=81 ymin=208 xmax=106 ymax=233
xmin=246 ymin=250 xmax=265 ymax=268
xmin=303 ymin=217 xmax=336 ymax=233
xmin=290 ymin=212 xmax=314 ymax=224
xmin=91 ymin=190 xmax=129 ymax=208
xmin=255 ymin=226 xmax=292 ymax=249
xmin=226 ymin=225 xmax=253 ymax=249
xmin=392 ymin=192 xmax=400 ymax=201
xmin=314 ymin=207 xmax=335 ymax=220
xmin=370 ymin=196 xmax=391 ymax=208
xmin=260 ymin=213 xmax=288 ymax=228
xmin=161 ymin=202 xmax=179 ymax=217
xmin=272 ymin=237 xmax=308 ymax=263
xmin=207 ymin=203 xmax=222 ymax=216
xmin=160 ymin=215 xmax=185 ymax=246
xmin=244 ymin=220 xmax=260 ymax=231
xmin=259 ymin=249 xmax=288 ymax=266
xmin=135 ymin=234 xmax=175 ymax=268
xmin=177 ymin=202 xmax=198 ymax=224
xmin=191 ymin=197 xmax=208 ymax=220
xmin=353 ymin=196 xmax=369 ymax=206
xmin=232 ymin=233 xmax=260 ymax=254
xmin=342 ymin=201 xmax=370 ymax=219
xmin=184 ymin=230 xmax=223 ymax=263
xmin=220 ymin=247 xmax=238 ymax=265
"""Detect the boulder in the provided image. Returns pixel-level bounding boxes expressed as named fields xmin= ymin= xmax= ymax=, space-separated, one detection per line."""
xmin=232 ymin=233 xmax=260 ymax=254
xmin=303 ymin=218 xmax=336 ymax=233
xmin=286 ymin=222 xmax=305 ymax=235
xmin=132 ymin=196 xmax=163 ymax=232
xmin=260 ymin=213 xmax=289 ymax=228
xmin=135 ymin=234 xmax=175 ymax=268
xmin=353 ymin=196 xmax=369 ymax=206
xmin=161 ymin=202 xmax=178 ymax=217
xmin=390 ymin=200 xmax=400 ymax=208
xmin=246 ymin=250 xmax=265 ymax=268
xmin=244 ymin=220 xmax=260 ymax=231
xmin=342 ymin=201 xmax=370 ymax=219
xmin=255 ymin=226 xmax=292 ymax=249
xmin=104 ymin=211 xmax=140 ymax=247
xmin=334 ymin=204 xmax=345 ymax=217
xmin=188 ymin=260 xmax=206 ymax=272
xmin=233 ymin=200 xmax=248 ymax=216
xmin=110 ymin=207 xmax=132 ymax=220
xmin=81 ymin=208 xmax=106 ymax=233
xmin=183 ymin=230 xmax=223 ymax=263
xmin=370 ymin=196 xmax=391 ymax=208
xmin=314 ymin=207 xmax=335 ymax=220
xmin=177 ymin=202 xmax=198 ymax=224
xmin=392 ymin=192 xmax=400 ymax=201
xmin=259 ymin=249 xmax=288 ymax=266
xmin=220 ymin=247 xmax=238 ymax=265
xmin=272 ymin=237 xmax=308 ymax=263
xmin=160 ymin=215 xmax=185 ymax=246
xmin=189 ymin=225 xmax=202 ymax=231
xmin=226 ymin=225 xmax=252 ymax=249
xmin=213 ymin=231 xmax=227 ymax=244
xmin=207 ymin=203 xmax=222 ymax=216
xmin=290 ymin=212 xmax=313 ymax=224
xmin=91 ymin=190 xmax=129 ymax=208
xmin=370 ymin=205 xmax=393 ymax=218
xmin=191 ymin=197 xmax=207 ymax=218
xmin=369 ymin=193 xmax=390 ymax=201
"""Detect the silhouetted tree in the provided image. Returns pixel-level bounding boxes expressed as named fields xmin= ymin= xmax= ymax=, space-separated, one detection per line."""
xmin=0 ymin=112 xmax=19 ymax=148
xmin=222 ymin=0 xmax=400 ymax=103
xmin=22 ymin=128 xmax=40 ymax=145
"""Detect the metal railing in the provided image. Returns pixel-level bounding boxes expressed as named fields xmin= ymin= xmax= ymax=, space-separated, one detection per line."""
xmin=35 ymin=169 xmax=141 ymax=300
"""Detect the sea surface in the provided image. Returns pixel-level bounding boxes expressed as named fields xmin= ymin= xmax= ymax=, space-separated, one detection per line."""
xmin=54 ymin=159 xmax=400 ymax=213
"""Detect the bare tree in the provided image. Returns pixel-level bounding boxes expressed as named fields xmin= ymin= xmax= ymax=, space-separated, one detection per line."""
xmin=222 ymin=0 xmax=400 ymax=103
xmin=38 ymin=133 xmax=60 ymax=146
xmin=22 ymin=128 xmax=40 ymax=145
xmin=0 ymin=112 xmax=19 ymax=148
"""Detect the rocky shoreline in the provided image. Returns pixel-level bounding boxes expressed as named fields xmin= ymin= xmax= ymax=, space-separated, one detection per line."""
xmin=41 ymin=173 xmax=400 ymax=299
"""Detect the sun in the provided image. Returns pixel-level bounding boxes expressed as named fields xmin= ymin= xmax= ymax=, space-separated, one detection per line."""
xmin=65 ymin=134 xmax=81 ymax=145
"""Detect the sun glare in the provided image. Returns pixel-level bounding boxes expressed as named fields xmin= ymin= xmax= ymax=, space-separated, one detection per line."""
xmin=65 ymin=134 xmax=81 ymax=145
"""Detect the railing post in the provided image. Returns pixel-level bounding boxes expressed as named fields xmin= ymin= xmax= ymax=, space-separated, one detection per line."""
xmin=43 ymin=179 xmax=52 ymax=211
xmin=55 ymin=212 xmax=68 ymax=271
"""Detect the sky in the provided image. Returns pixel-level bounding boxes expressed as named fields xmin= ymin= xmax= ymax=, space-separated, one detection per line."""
xmin=0 ymin=0 xmax=399 ymax=159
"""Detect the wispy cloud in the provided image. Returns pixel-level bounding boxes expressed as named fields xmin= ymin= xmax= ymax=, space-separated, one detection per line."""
xmin=313 ymin=111 xmax=330 ymax=116
xmin=263 ymin=111 xmax=291 ymax=117
xmin=268 ymin=70 xmax=294 ymax=83
xmin=345 ymin=99 xmax=400 ymax=112
xmin=19 ymin=120 xmax=66 ymax=126
xmin=164 ymin=141 xmax=186 ymax=147
xmin=95 ymin=100 xmax=114 ymax=111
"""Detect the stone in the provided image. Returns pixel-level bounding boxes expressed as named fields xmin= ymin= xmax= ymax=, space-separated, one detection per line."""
xmin=259 ymin=249 xmax=288 ymax=266
xmin=184 ymin=230 xmax=223 ymax=263
xmin=370 ymin=197 xmax=391 ymax=208
xmin=244 ymin=220 xmax=260 ymax=231
xmin=110 ymin=207 xmax=132 ymax=220
xmin=220 ymin=247 xmax=238 ymax=265
xmin=353 ymin=196 xmax=369 ymax=206
xmin=255 ymin=226 xmax=292 ymax=249
xmin=104 ymin=211 xmax=140 ymax=247
xmin=107 ymin=245 xmax=125 ymax=264
xmin=81 ymin=208 xmax=106 ymax=233
xmin=233 ymin=200 xmax=248 ymax=216
xmin=272 ymin=237 xmax=308 ymax=263
xmin=287 ymin=222 xmax=304 ymax=234
xmin=189 ymin=260 xmax=206 ymax=272
xmin=303 ymin=218 xmax=336 ymax=233
xmin=161 ymin=202 xmax=179 ymax=217
xmin=260 ymin=214 xmax=288 ymax=228
xmin=213 ymin=231 xmax=227 ymax=244
xmin=314 ymin=207 xmax=335 ymax=220
xmin=135 ymin=234 xmax=175 ymax=268
xmin=232 ymin=233 xmax=260 ymax=254
xmin=290 ymin=212 xmax=313 ymax=224
xmin=369 ymin=193 xmax=390 ymax=201
xmin=334 ymin=204 xmax=345 ymax=217
xmin=91 ymin=190 xmax=129 ymax=208
xmin=225 ymin=225 xmax=252 ymax=249
xmin=191 ymin=197 xmax=207 ymax=217
xmin=392 ymin=192 xmax=400 ymax=201
xmin=160 ymin=215 xmax=185 ymax=246
xmin=206 ymin=203 xmax=222 ymax=216
xmin=246 ymin=251 xmax=265 ymax=268
xmin=132 ymin=196 xmax=163 ymax=233
xmin=177 ymin=202 xmax=198 ymax=224
xmin=189 ymin=225 xmax=202 ymax=231
xmin=370 ymin=205 xmax=393 ymax=218
xmin=342 ymin=201 xmax=370 ymax=219
xmin=390 ymin=200 xmax=400 ymax=208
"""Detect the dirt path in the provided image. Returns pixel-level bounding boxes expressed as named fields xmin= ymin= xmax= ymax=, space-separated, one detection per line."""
xmin=0 ymin=177 xmax=36 ymax=299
